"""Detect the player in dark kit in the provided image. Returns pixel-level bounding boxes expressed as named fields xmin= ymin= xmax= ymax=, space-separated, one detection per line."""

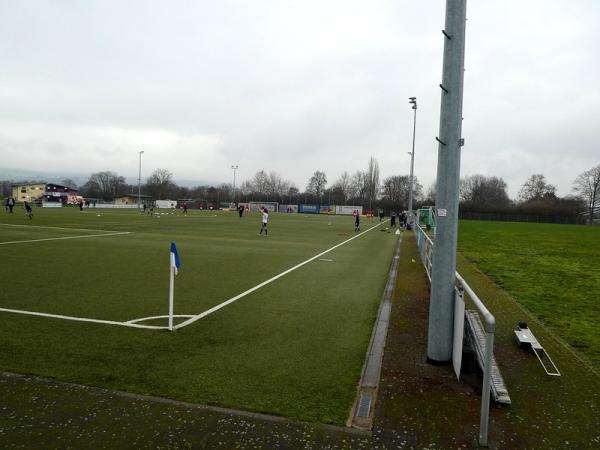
xmin=6 ymin=196 xmax=15 ymax=213
xmin=24 ymin=201 xmax=33 ymax=220
xmin=354 ymin=213 xmax=360 ymax=232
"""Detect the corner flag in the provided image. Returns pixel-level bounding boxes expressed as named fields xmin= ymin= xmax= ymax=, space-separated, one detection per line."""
xmin=168 ymin=242 xmax=181 ymax=331
xmin=170 ymin=242 xmax=180 ymax=275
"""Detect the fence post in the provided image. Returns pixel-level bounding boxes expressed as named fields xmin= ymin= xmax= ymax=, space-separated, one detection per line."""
xmin=479 ymin=327 xmax=495 ymax=446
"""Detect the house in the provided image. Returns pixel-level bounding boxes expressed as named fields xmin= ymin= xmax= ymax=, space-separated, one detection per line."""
xmin=12 ymin=182 xmax=78 ymax=204
xmin=115 ymin=194 xmax=152 ymax=206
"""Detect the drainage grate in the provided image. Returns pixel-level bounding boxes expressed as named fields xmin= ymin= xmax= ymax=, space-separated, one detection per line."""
xmin=356 ymin=393 xmax=372 ymax=418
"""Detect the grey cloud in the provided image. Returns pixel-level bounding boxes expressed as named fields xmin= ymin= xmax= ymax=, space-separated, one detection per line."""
xmin=0 ymin=0 xmax=598 ymax=198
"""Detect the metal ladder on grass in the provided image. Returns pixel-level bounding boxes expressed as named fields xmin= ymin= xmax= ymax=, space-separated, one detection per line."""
xmin=465 ymin=309 xmax=512 ymax=405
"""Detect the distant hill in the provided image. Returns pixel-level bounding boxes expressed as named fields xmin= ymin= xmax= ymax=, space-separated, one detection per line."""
xmin=0 ymin=168 xmax=88 ymax=187
xmin=0 ymin=167 xmax=216 ymax=189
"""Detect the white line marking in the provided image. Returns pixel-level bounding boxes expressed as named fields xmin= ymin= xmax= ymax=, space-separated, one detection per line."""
xmin=0 ymin=220 xmax=387 ymax=331
xmin=0 ymin=223 xmax=121 ymax=233
xmin=0 ymin=307 xmax=166 ymax=330
xmin=126 ymin=314 xmax=194 ymax=324
xmin=173 ymin=220 xmax=388 ymax=330
xmin=319 ymin=258 xmax=334 ymax=262
xmin=0 ymin=231 xmax=131 ymax=245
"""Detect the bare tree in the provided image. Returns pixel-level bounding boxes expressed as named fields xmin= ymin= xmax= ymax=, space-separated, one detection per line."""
xmin=331 ymin=171 xmax=352 ymax=203
xmin=381 ymin=175 xmax=411 ymax=206
xmin=365 ymin=157 xmax=380 ymax=210
xmin=81 ymin=171 xmax=126 ymax=201
xmin=219 ymin=183 xmax=232 ymax=202
xmin=239 ymin=180 xmax=253 ymax=201
xmin=239 ymin=170 xmax=293 ymax=201
xmin=306 ymin=171 xmax=327 ymax=199
xmin=460 ymin=174 xmax=510 ymax=209
xmin=145 ymin=169 xmax=176 ymax=200
xmin=62 ymin=179 xmax=78 ymax=189
xmin=573 ymin=164 xmax=600 ymax=225
xmin=286 ymin=185 xmax=299 ymax=204
xmin=0 ymin=180 xmax=13 ymax=197
xmin=251 ymin=170 xmax=269 ymax=195
xmin=267 ymin=171 xmax=290 ymax=199
xmin=349 ymin=171 xmax=367 ymax=203
xmin=518 ymin=174 xmax=557 ymax=202
xmin=424 ymin=182 xmax=436 ymax=205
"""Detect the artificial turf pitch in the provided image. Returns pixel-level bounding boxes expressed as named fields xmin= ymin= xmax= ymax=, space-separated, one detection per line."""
xmin=0 ymin=207 xmax=397 ymax=424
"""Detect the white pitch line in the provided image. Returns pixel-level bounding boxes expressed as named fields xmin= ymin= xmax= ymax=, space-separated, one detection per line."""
xmin=126 ymin=314 xmax=194 ymax=324
xmin=0 ymin=223 xmax=122 ymax=233
xmin=0 ymin=307 xmax=165 ymax=330
xmin=173 ymin=220 xmax=388 ymax=330
xmin=0 ymin=231 xmax=131 ymax=245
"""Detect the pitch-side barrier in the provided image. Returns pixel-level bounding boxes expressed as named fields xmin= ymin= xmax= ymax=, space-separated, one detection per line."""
xmin=414 ymin=224 xmax=509 ymax=447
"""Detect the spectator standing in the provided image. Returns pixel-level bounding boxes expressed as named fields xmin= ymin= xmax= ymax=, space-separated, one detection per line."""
xmin=6 ymin=196 xmax=15 ymax=213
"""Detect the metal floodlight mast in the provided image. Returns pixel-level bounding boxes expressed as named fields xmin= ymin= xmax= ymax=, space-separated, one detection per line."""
xmin=408 ymin=97 xmax=417 ymax=225
xmin=427 ymin=0 xmax=468 ymax=363
xmin=137 ymin=150 xmax=144 ymax=209
xmin=231 ymin=165 xmax=239 ymax=203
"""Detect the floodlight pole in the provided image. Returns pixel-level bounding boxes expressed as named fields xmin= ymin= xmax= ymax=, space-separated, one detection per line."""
xmin=408 ymin=97 xmax=417 ymax=225
xmin=137 ymin=150 xmax=144 ymax=210
xmin=231 ymin=165 xmax=239 ymax=204
xmin=427 ymin=0 xmax=467 ymax=362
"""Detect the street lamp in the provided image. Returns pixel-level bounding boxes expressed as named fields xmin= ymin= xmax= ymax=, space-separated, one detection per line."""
xmin=137 ymin=150 xmax=144 ymax=210
xmin=231 ymin=165 xmax=239 ymax=204
xmin=408 ymin=97 xmax=417 ymax=227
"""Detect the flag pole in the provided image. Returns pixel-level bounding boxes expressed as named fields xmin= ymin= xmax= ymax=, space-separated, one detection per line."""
xmin=169 ymin=255 xmax=175 ymax=331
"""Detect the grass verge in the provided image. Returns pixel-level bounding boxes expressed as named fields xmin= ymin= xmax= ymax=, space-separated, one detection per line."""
xmin=458 ymin=220 xmax=600 ymax=370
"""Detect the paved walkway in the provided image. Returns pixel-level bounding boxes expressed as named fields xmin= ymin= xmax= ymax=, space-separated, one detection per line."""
xmin=1 ymin=371 xmax=375 ymax=449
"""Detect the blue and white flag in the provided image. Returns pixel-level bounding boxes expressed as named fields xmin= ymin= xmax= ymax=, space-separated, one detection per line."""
xmin=170 ymin=241 xmax=180 ymax=275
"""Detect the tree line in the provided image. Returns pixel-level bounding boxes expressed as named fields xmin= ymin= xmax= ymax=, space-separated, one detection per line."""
xmin=2 ymin=160 xmax=598 ymax=224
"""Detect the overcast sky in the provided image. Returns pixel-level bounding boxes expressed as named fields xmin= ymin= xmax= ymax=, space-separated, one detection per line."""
xmin=1 ymin=0 xmax=598 ymax=198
